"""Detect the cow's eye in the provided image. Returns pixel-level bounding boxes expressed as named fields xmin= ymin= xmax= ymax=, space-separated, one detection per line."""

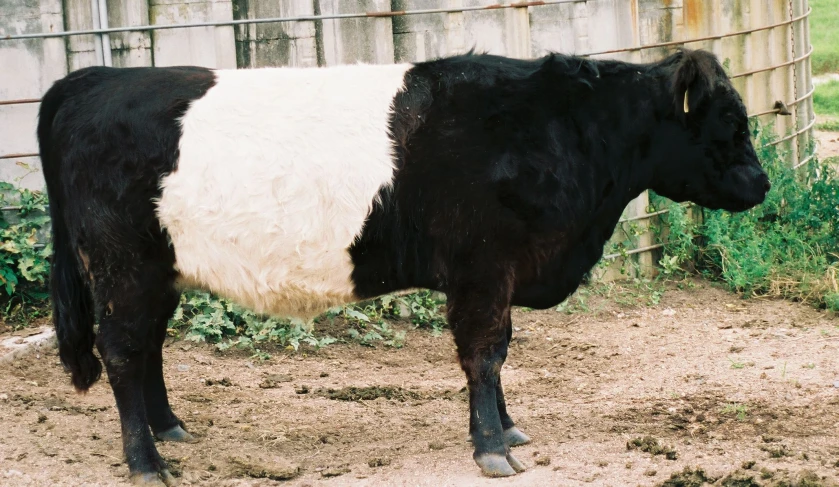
xmin=723 ymin=114 xmax=738 ymax=127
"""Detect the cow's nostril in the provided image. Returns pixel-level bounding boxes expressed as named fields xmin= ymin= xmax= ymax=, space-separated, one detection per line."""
xmin=763 ymin=178 xmax=771 ymax=192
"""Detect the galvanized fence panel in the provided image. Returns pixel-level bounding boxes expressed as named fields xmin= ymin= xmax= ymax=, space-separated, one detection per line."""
xmin=0 ymin=0 xmax=816 ymax=277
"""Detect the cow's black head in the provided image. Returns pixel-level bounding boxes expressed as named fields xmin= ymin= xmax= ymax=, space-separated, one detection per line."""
xmin=650 ymin=49 xmax=770 ymax=212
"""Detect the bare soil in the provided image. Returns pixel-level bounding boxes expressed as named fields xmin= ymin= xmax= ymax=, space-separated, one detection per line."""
xmin=815 ymin=129 xmax=839 ymax=163
xmin=1 ymin=280 xmax=838 ymax=487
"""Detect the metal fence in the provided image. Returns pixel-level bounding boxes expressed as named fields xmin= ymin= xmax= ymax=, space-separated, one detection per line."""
xmin=0 ymin=0 xmax=816 ymax=276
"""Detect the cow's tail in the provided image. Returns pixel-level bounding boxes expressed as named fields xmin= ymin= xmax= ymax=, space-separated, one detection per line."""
xmin=38 ymin=77 xmax=102 ymax=392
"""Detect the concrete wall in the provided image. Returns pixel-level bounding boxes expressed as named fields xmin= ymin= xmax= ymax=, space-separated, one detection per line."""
xmin=0 ymin=0 xmax=815 ymax=274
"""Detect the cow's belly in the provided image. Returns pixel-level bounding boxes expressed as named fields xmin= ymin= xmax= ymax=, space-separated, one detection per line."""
xmin=156 ymin=63 xmax=410 ymax=318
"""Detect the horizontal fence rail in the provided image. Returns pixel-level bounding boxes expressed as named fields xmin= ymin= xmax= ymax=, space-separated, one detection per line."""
xmin=581 ymin=8 xmax=812 ymax=58
xmin=0 ymin=3 xmax=814 ymax=125
xmin=0 ymin=0 xmax=585 ymax=40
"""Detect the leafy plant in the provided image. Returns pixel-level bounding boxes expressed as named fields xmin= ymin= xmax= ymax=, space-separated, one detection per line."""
xmin=0 ymin=182 xmax=51 ymax=322
xmin=328 ymin=298 xmax=407 ymax=348
xmin=323 ymin=290 xmax=447 ymax=346
xmin=652 ymin=121 xmax=839 ymax=312
xmin=397 ymin=291 xmax=448 ymax=336
xmin=168 ymin=291 xmax=336 ymax=357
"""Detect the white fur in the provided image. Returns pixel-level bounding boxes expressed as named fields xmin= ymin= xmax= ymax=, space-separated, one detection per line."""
xmin=156 ymin=63 xmax=411 ymax=318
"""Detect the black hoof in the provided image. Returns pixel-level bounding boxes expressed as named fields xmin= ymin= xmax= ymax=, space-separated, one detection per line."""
xmin=503 ymin=426 xmax=531 ymax=447
xmin=154 ymin=425 xmax=197 ymax=443
xmin=506 ymin=452 xmax=526 ymax=473
xmin=474 ymin=453 xmax=517 ymax=477
xmin=130 ymin=470 xmax=177 ymax=486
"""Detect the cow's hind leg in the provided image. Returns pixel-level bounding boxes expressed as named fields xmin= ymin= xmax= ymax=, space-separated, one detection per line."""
xmin=93 ymin=259 xmax=178 ymax=486
xmin=144 ymin=287 xmax=195 ymax=443
xmin=448 ymin=270 xmax=525 ymax=477
xmin=497 ymin=312 xmax=530 ymax=447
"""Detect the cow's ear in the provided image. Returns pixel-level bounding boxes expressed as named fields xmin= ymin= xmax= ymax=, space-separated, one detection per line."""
xmin=672 ymin=49 xmax=718 ymax=122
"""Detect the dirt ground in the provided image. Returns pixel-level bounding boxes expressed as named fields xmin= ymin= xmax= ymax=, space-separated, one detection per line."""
xmin=1 ymin=280 xmax=838 ymax=487
xmin=815 ymin=129 xmax=839 ymax=163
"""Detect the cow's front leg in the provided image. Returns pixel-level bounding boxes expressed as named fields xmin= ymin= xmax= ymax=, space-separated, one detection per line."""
xmin=448 ymin=274 xmax=525 ymax=477
xmin=467 ymin=311 xmax=531 ymax=448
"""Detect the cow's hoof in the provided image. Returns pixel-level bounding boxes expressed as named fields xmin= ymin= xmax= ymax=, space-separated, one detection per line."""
xmin=155 ymin=425 xmax=197 ymax=443
xmin=475 ymin=453 xmax=517 ymax=477
xmin=130 ymin=469 xmax=177 ymax=486
xmin=503 ymin=426 xmax=531 ymax=447
xmin=506 ymin=452 xmax=526 ymax=473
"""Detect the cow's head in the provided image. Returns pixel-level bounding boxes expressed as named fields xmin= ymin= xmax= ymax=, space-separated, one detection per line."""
xmin=651 ymin=49 xmax=770 ymax=212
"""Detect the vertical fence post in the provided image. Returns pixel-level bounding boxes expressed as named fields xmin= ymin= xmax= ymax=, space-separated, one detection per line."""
xmin=98 ymin=0 xmax=112 ymax=66
xmin=792 ymin=0 xmax=813 ymax=168
xmin=505 ymin=4 xmax=531 ymax=59
xmin=89 ymin=0 xmax=104 ymax=65
xmin=317 ymin=0 xmax=394 ymax=66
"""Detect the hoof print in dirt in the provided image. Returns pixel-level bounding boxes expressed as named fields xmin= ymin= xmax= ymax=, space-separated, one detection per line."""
xmin=659 ymin=467 xmax=710 ymax=487
xmin=428 ymin=441 xmax=446 ymax=451
xmin=627 ymin=436 xmax=678 ymax=460
xmin=203 ymin=377 xmax=232 ymax=387
xmin=368 ymin=457 xmax=392 ymax=468
xmin=722 ymin=472 xmax=764 ymax=487
xmin=228 ymin=455 xmax=301 ymax=481
xmin=315 ymin=385 xmax=422 ymax=402
xmin=320 ymin=465 xmax=351 ymax=478
xmin=759 ymin=443 xmax=790 ymax=458
xmin=259 ymin=374 xmax=292 ymax=389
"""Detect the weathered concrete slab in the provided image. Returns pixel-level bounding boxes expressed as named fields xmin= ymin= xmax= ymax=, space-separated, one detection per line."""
xmin=108 ymin=0 xmax=154 ymax=68
xmin=530 ymin=1 xmax=588 ymax=56
xmin=0 ymin=327 xmax=56 ymax=365
xmin=150 ymin=0 xmax=237 ymax=68
xmin=316 ymin=0 xmax=394 ymax=65
xmin=392 ymin=0 xmax=466 ymax=62
xmin=636 ymin=0 xmax=683 ymax=62
xmin=0 ymin=0 xmax=65 ymax=191
xmin=63 ymin=0 xmax=101 ymax=70
xmin=585 ymin=0 xmax=635 ymax=60
xmin=233 ymin=0 xmax=317 ymax=68
xmin=460 ymin=0 xmax=507 ymax=55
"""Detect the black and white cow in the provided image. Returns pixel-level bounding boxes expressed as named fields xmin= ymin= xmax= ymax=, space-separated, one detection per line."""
xmin=37 ymin=48 xmax=769 ymax=484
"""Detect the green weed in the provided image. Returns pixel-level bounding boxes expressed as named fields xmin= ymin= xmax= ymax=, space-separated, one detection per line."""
xmin=815 ymin=118 xmax=839 ymax=132
xmin=169 ymin=291 xmax=337 ymax=355
xmin=654 ymin=122 xmax=839 ymax=313
xmin=721 ymin=403 xmax=749 ymax=421
xmin=729 ymin=358 xmax=746 ymax=370
xmin=0 ymin=182 xmax=51 ymax=325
